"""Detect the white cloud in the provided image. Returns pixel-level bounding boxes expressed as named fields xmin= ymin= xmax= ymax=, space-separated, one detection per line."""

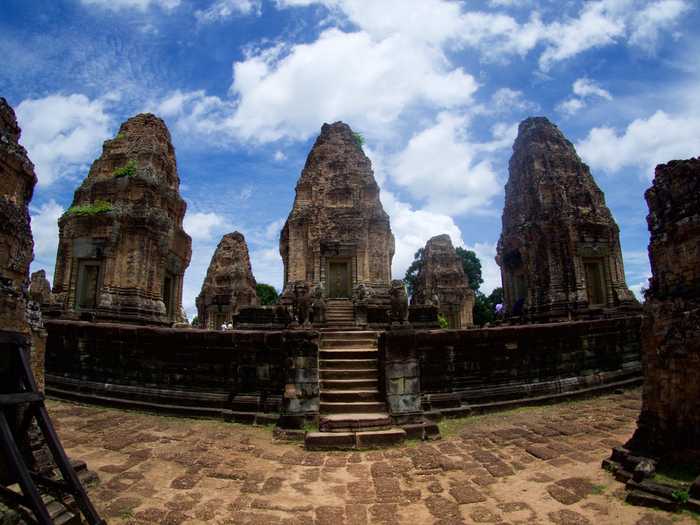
xmin=183 ymin=211 xmax=230 ymax=241
xmin=273 ymin=150 xmax=287 ymax=161
xmin=229 ymin=28 xmax=478 ymax=142
xmin=80 ymin=0 xmax=180 ymax=10
xmin=15 ymin=94 xmax=114 ymax=187
xmin=557 ymin=77 xmax=612 ymax=116
xmin=390 ymin=112 xmax=504 ymax=216
xmin=195 ymin=0 xmax=262 ymax=23
xmin=573 ymin=78 xmax=612 ymax=100
xmin=264 ymin=217 xmax=286 ymax=241
xmin=465 ymin=242 xmax=501 ymax=294
xmin=488 ymin=88 xmax=538 ymax=114
xmin=276 ymin=0 xmax=690 ymax=71
xmin=380 ymin=190 xmax=465 ymax=282
xmin=629 ymin=0 xmax=689 ymax=51
xmin=28 ymin=200 xmax=65 ymax=285
xmin=577 ymin=110 xmax=700 ymax=177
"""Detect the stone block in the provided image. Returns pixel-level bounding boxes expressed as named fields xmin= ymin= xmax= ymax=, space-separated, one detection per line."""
xmin=356 ymin=428 xmax=405 ymax=448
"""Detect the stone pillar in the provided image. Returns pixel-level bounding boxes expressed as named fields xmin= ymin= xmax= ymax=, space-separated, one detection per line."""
xmin=627 ymin=158 xmax=700 ymax=458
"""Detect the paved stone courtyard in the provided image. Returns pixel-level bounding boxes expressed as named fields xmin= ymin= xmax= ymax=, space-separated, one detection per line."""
xmin=48 ymin=389 xmax=695 ymax=525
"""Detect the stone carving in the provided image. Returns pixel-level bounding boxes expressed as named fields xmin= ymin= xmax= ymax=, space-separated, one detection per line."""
xmin=311 ymin=284 xmax=327 ymax=325
xmin=389 ymin=279 xmax=408 ymax=325
xmin=294 ymin=282 xmax=312 ymax=326
xmin=196 ymin=232 xmax=258 ymax=329
xmin=626 ymin=157 xmax=700 ymax=457
xmin=496 ymin=117 xmax=637 ymax=322
xmin=411 ymin=234 xmax=475 ymax=328
xmin=280 ymin=122 xmax=395 ymax=308
xmin=51 ymin=113 xmax=192 ymax=325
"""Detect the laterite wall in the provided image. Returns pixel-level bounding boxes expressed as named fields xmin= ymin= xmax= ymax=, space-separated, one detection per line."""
xmin=44 ymin=320 xmax=319 ymax=424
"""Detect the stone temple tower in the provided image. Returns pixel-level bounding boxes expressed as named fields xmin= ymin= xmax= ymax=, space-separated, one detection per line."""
xmin=51 ymin=113 xmax=192 ymax=325
xmin=196 ymin=231 xmax=258 ymax=329
xmin=280 ymin=122 xmax=394 ymax=300
xmin=496 ymin=117 xmax=637 ymax=321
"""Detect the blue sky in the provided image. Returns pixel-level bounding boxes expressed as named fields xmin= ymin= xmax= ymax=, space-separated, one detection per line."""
xmin=2 ymin=0 xmax=699 ymax=319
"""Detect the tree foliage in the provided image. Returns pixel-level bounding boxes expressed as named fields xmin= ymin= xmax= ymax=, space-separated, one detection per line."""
xmin=473 ymin=287 xmax=504 ymax=326
xmin=256 ymin=283 xmax=279 ymax=305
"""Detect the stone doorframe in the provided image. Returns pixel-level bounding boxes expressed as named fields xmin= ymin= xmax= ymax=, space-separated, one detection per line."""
xmin=326 ymin=258 xmax=352 ymax=298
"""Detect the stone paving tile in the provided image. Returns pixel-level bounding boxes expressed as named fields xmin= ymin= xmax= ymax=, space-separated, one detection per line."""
xmin=45 ymin=389 xmax=694 ymax=525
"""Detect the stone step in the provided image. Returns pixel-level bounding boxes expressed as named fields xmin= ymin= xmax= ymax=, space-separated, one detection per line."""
xmin=305 ymin=428 xmax=406 ymax=450
xmin=320 ymin=358 xmax=377 ymax=370
xmin=321 ymin=401 xmax=386 ymax=414
xmin=320 ymin=349 xmax=377 ymax=360
xmin=321 ymin=378 xmax=378 ymax=390
xmin=320 ymin=368 xmax=378 ymax=380
xmin=322 ymin=338 xmax=377 ymax=349
xmin=320 ymin=389 xmax=381 ymax=403
xmin=322 ymin=330 xmax=378 ymax=338
xmin=319 ymin=412 xmax=392 ymax=432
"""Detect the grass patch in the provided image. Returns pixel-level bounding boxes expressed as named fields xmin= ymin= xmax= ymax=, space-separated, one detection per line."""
xmin=654 ymin=463 xmax=700 ymax=488
xmin=352 ymin=131 xmax=364 ymax=149
xmin=64 ymin=200 xmax=112 ymax=217
xmin=113 ymin=160 xmax=137 ymax=178
xmin=592 ymin=484 xmax=607 ymax=495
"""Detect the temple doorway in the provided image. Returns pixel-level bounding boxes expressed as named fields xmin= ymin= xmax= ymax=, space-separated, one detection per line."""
xmin=328 ymin=260 xmax=351 ymax=298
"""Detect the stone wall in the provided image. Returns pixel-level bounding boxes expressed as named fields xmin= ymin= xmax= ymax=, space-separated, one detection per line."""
xmin=44 ymin=320 xmax=319 ymax=425
xmin=627 ymin=158 xmax=700 ymax=459
xmin=379 ymin=317 xmax=642 ymax=420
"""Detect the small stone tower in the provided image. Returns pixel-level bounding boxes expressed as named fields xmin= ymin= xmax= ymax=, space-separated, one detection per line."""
xmin=496 ymin=117 xmax=637 ymax=321
xmin=280 ymin=122 xmax=394 ymax=301
xmin=196 ymin=231 xmax=258 ymax=329
xmin=51 ymin=113 xmax=192 ymax=325
xmin=411 ymin=234 xmax=475 ymax=328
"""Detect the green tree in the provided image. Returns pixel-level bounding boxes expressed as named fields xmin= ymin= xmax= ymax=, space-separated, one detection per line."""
xmin=455 ymin=247 xmax=483 ymax=291
xmin=256 ymin=283 xmax=279 ymax=305
xmin=191 ymin=315 xmax=199 ymax=327
xmin=472 ymin=287 xmax=504 ymax=327
xmin=403 ymin=248 xmax=424 ymax=296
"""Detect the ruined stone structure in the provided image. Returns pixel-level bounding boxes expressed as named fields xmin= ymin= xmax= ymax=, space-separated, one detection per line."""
xmin=628 ymin=158 xmax=700 ymax=458
xmin=0 ymin=99 xmax=49 ymax=394
xmin=411 ymin=234 xmax=475 ymax=328
xmin=0 ymin=97 xmax=36 ymax=338
xmin=0 ymin=98 xmax=53 ymax=495
xmin=51 ymin=113 xmax=191 ymax=325
xmin=196 ymin=232 xmax=258 ymax=329
xmin=280 ymin=122 xmax=394 ymax=306
xmin=497 ymin=117 xmax=637 ymax=321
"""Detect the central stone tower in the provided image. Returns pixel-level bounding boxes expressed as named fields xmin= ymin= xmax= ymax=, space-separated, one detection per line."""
xmin=280 ymin=122 xmax=394 ymax=301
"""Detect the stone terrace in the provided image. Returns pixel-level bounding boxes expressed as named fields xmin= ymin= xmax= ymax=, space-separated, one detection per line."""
xmin=47 ymin=389 xmax=693 ymax=525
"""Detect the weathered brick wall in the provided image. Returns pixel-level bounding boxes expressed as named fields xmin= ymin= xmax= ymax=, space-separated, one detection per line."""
xmin=380 ymin=317 xmax=642 ymax=418
xmin=45 ymin=320 xmax=319 ymax=424
xmin=630 ymin=158 xmax=700 ymax=457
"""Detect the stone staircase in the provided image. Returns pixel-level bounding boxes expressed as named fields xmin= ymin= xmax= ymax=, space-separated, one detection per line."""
xmin=324 ymin=299 xmax=356 ymax=330
xmin=305 ymin=329 xmax=406 ymax=449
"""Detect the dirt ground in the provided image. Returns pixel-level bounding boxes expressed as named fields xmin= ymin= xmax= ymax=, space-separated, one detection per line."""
xmin=47 ymin=389 xmax=696 ymax=525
